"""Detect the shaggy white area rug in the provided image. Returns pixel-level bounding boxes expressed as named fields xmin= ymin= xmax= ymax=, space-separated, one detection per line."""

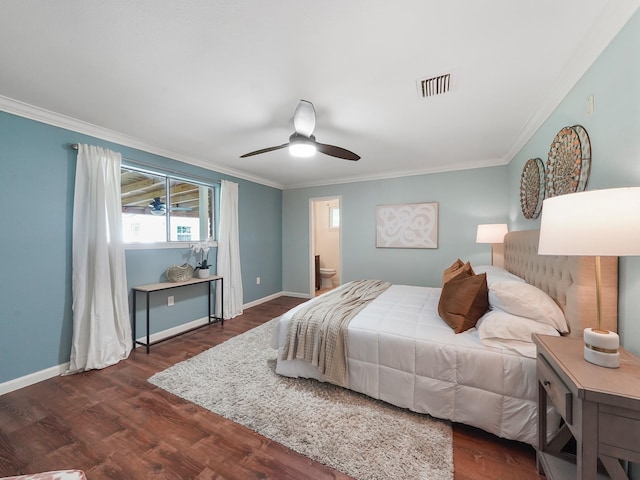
xmin=149 ymin=319 xmax=454 ymax=480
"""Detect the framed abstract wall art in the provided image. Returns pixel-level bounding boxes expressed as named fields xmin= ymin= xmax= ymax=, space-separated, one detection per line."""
xmin=376 ymin=202 xmax=438 ymax=249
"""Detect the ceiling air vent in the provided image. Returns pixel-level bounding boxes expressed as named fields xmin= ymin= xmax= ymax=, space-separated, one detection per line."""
xmin=418 ymin=72 xmax=452 ymax=98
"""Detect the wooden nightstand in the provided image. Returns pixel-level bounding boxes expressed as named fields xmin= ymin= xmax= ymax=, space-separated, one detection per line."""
xmin=533 ymin=334 xmax=640 ymax=480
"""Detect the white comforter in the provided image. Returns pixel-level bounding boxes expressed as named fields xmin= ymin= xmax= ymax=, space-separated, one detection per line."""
xmin=272 ymin=284 xmax=547 ymax=446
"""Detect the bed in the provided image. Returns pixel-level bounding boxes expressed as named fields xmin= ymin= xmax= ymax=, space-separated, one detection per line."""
xmin=271 ymin=230 xmax=618 ymax=446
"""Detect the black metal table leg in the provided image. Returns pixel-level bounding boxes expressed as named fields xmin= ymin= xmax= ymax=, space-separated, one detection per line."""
xmin=132 ymin=289 xmax=137 ymax=347
xmin=145 ymin=291 xmax=150 ymax=354
xmin=207 ymin=280 xmax=211 ymax=323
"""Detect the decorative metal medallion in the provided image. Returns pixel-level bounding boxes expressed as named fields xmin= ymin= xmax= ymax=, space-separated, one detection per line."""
xmin=572 ymin=125 xmax=591 ymax=191
xmin=520 ymin=157 xmax=545 ymax=219
xmin=545 ymin=125 xmax=591 ymax=198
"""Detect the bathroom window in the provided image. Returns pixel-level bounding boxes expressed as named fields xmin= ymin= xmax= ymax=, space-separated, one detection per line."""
xmin=329 ymin=207 xmax=340 ymax=229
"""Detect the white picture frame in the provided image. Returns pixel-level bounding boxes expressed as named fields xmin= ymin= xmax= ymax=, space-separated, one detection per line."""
xmin=375 ymin=202 xmax=438 ymax=249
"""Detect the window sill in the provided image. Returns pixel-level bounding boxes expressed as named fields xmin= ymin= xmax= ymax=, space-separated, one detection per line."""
xmin=125 ymin=242 xmax=203 ymax=251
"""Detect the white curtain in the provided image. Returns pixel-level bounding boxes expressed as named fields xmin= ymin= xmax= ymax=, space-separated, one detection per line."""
xmin=216 ymin=180 xmax=243 ymax=319
xmin=68 ymin=144 xmax=132 ymax=373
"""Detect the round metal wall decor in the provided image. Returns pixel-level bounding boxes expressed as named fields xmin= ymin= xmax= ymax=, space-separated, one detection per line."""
xmin=545 ymin=125 xmax=591 ymax=198
xmin=520 ymin=157 xmax=545 ymax=219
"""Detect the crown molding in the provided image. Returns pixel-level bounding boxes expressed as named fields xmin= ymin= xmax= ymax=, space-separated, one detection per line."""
xmin=0 ymin=95 xmax=285 ymax=190
xmin=503 ymin=1 xmax=640 ymax=164
xmin=1 ymin=93 xmax=503 ymax=190
xmin=284 ymin=157 xmax=506 ymax=189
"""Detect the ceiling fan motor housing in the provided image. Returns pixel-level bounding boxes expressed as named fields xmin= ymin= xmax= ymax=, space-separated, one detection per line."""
xmin=288 ymin=133 xmax=317 ymax=157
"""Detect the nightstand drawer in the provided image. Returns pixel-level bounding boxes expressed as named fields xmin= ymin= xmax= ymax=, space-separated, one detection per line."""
xmin=534 ymin=334 xmax=640 ymax=480
xmin=599 ymin=406 xmax=640 ymax=459
xmin=538 ymin=354 xmax=572 ymax=424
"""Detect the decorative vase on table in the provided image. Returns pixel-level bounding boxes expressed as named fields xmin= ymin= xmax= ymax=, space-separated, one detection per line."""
xmin=166 ymin=263 xmax=195 ymax=283
xmin=191 ymin=237 xmax=217 ymax=280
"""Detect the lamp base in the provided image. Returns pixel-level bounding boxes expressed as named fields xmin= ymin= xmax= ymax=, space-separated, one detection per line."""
xmin=583 ymin=328 xmax=620 ymax=368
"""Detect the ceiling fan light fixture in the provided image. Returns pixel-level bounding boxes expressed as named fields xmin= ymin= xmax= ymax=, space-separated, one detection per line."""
xmin=288 ymin=134 xmax=317 ymax=158
xmin=149 ymin=197 xmax=167 ymax=215
xmin=289 ymin=142 xmax=316 ymax=158
xmin=150 ymin=206 xmax=166 ymax=216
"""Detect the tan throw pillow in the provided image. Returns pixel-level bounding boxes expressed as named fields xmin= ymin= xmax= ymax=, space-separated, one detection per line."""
xmin=438 ymin=271 xmax=489 ymax=333
xmin=442 ymin=259 xmax=474 ymax=286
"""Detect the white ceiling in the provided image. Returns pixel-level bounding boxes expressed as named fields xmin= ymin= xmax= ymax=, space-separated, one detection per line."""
xmin=1 ymin=1 xmax=638 ymax=189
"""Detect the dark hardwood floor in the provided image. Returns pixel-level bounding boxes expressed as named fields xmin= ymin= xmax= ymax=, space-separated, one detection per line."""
xmin=0 ymin=296 xmax=544 ymax=479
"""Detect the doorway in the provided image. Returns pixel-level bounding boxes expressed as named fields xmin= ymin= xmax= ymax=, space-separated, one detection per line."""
xmin=310 ymin=197 xmax=341 ymax=296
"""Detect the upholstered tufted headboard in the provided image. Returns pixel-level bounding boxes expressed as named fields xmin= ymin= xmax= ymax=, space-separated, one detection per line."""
xmin=503 ymin=230 xmax=618 ymax=337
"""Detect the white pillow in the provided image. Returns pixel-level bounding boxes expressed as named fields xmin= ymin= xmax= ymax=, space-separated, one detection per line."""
xmin=473 ymin=265 xmax=525 ymax=287
xmin=488 ymin=281 xmax=569 ymax=333
xmin=478 ymin=310 xmax=560 ymax=358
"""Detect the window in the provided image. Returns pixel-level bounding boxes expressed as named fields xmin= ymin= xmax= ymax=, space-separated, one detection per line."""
xmin=330 ymin=206 xmax=340 ymax=229
xmin=121 ymin=166 xmax=215 ymax=244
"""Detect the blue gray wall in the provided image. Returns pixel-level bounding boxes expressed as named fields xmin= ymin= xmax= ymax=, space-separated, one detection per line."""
xmin=283 ymin=166 xmax=509 ymax=293
xmin=0 ymin=112 xmax=283 ymax=384
xmin=508 ymin=8 xmax=640 ymax=356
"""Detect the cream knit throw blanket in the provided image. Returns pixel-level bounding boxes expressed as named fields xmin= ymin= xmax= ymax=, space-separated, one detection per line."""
xmin=282 ymin=280 xmax=391 ymax=387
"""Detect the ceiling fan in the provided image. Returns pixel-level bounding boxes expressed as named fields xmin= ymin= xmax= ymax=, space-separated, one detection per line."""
xmin=240 ymin=100 xmax=360 ymax=161
xmin=148 ymin=197 xmax=193 ymax=216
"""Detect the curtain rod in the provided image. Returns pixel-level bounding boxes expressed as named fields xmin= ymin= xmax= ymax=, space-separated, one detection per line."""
xmin=70 ymin=143 xmax=221 ymax=186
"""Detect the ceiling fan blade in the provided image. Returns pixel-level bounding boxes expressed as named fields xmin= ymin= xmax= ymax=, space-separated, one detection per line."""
xmin=293 ymin=100 xmax=316 ymax=137
xmin=316 ymin=142 xmax=360 ymax=161
xmin=239 ymin=143 xmax=289 ymax=158
xmin=240 ymin=101 xmax=356 ymax=161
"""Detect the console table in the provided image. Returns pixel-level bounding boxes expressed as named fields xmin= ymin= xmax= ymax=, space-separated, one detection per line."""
xmin=534 ymin=334 xmax=640 ymax=480
xmin=132 ymin=275 xmax=223 ymax=353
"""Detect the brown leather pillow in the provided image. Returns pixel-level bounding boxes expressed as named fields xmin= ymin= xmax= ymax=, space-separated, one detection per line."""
xmin=442 ymin=259 xmax=474 ymax=286
xmin=438 ymin=270 xmax=489 ymax=333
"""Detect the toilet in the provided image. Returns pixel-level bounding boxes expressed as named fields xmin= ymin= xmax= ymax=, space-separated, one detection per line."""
xmin=319 ymin=268 xmax=336 ymax=289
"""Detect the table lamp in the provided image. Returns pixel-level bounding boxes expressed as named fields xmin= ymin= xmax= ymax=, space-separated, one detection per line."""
xmin=476 ymin=224 xmax=508 ymax=267
xmin=538 ymin=187 xmax=640 ymax=368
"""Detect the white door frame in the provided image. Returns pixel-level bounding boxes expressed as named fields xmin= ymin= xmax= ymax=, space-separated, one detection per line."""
xmin=308 ymin=196 xmax=342 ymax=296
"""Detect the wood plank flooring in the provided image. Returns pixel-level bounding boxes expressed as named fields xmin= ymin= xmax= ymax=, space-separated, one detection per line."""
xmin=0 ymin=296 xmax=544 ymax=479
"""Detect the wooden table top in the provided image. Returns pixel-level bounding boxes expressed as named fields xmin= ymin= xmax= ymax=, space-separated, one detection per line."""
xmin=132 ymin=275 xmax=223 ymax=292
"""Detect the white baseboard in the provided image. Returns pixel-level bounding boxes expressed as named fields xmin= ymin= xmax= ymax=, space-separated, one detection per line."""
xmin=281 ymin=291 xmax=312 ymax=299
xmin=134 ymin=315 xmax=210 ymax=346
xmin=1 ymin=292 xmax=312 ymax=396
xmin=0 ymin=317 xmax=214 ymax=395
xmin=242 ymin=292 xmax=283 ymax=309
xmin=242 ymin=291 xmax=311 ymax=309
xmin=0 ymin=362 xmax=70 ymax=396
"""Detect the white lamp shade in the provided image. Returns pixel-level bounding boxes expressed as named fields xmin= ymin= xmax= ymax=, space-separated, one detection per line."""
xmin=538 ymin=187 xmax=640 ymax=256
xmin=476 ymin=224 xmax=508 ymax=244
